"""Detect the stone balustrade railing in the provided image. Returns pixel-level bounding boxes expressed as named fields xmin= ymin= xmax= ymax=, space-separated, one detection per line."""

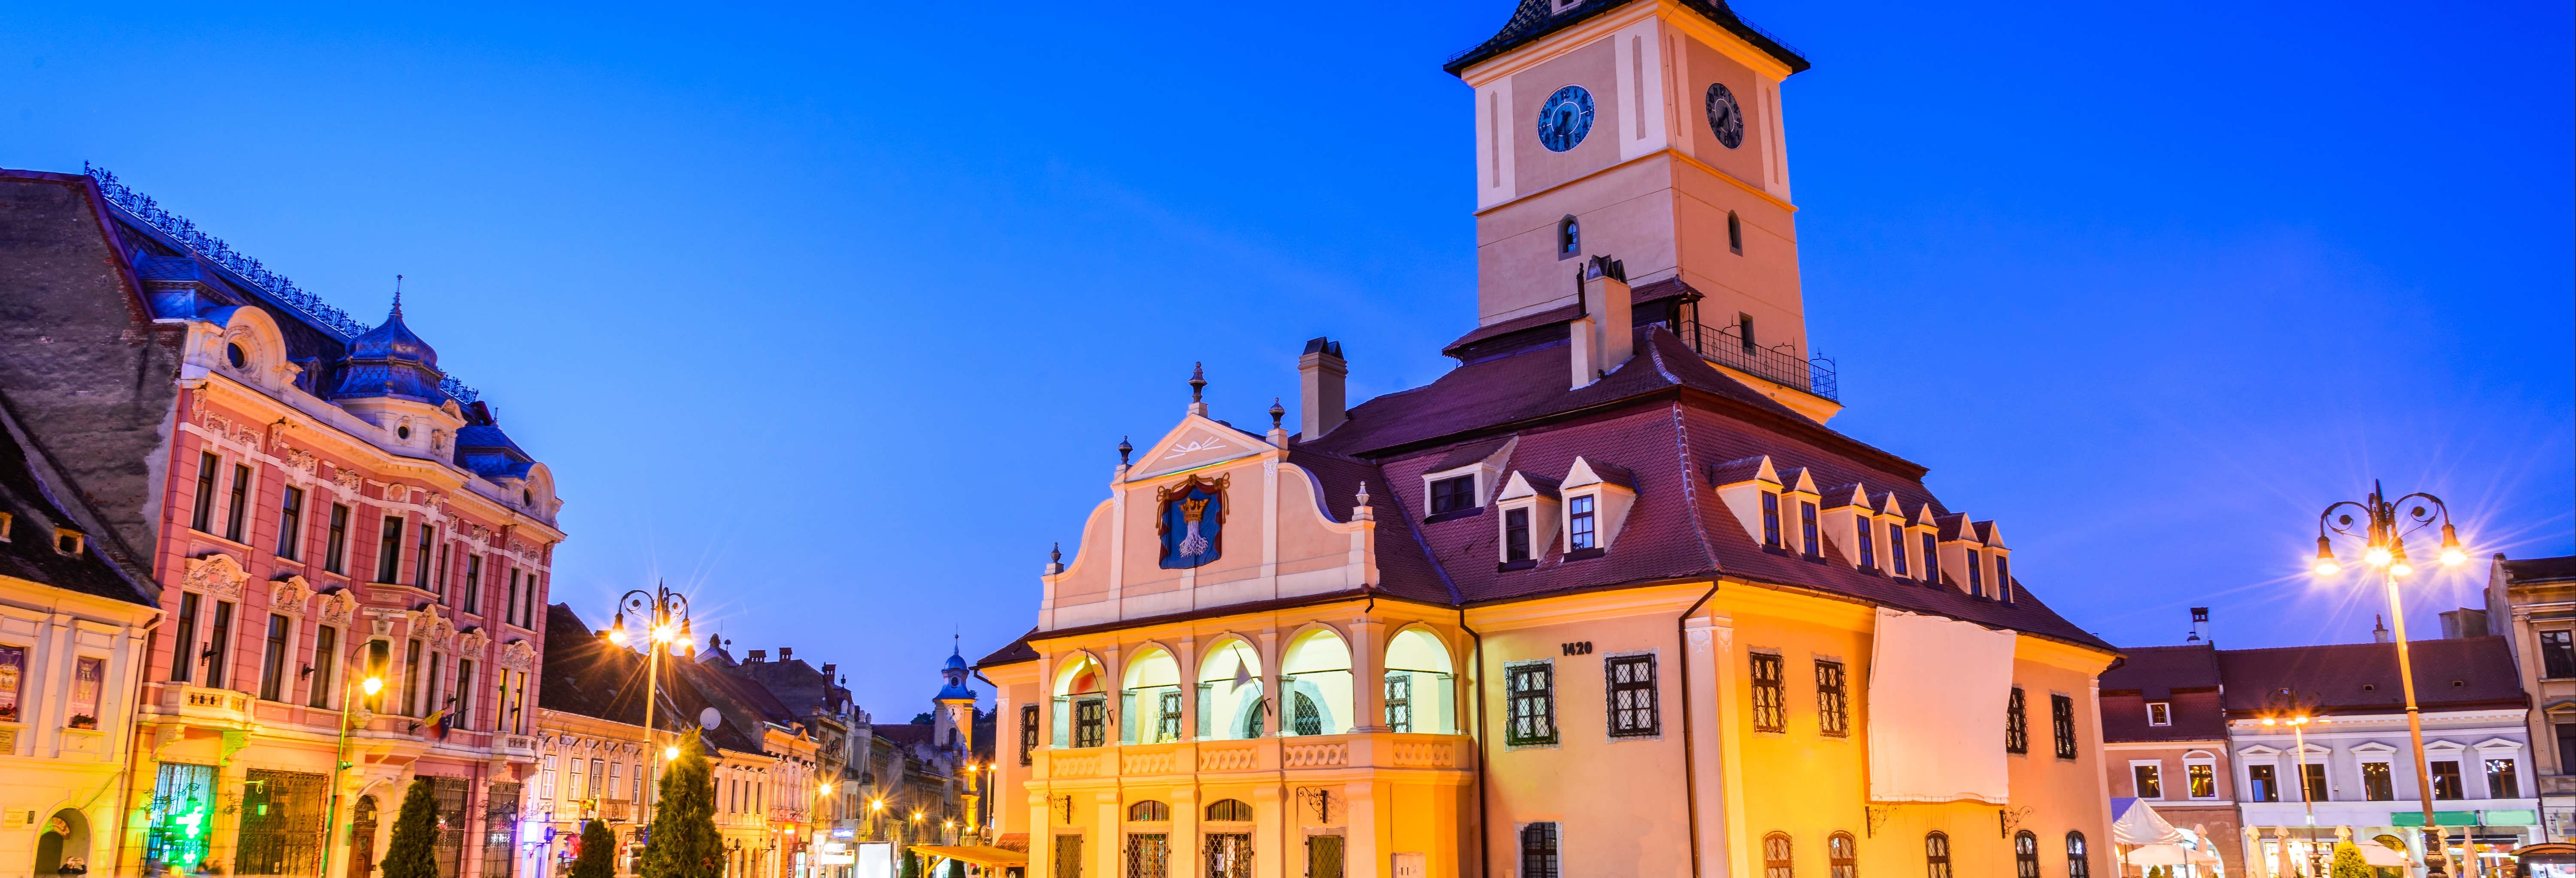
xmin=1035 ymin=732 xmax=1470 ymax=779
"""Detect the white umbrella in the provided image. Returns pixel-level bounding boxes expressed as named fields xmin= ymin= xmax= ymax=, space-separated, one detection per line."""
xmin=2129 ymin=843 xmax=2194 ymax=866
xmin=2353 ymin=842 xmax=2409 ymax=868
xmin=2110 ymin=798 xmax=2189 ymax=845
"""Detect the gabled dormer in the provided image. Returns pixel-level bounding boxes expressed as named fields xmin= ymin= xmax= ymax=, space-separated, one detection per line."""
xmin=1935 ymin=513 xmax=1990 ymax=598
xmin=1420 ymin=436 xmax=1518 ymax=523
xmin=1558 ymin=456 xmax=1637 ymax=558
xmin=1494 ymin=470 xmax=1563 ymax=570
xmin=1871 ymin=491 xmax=1912 ymax=579
xmin=1707 ymin=455 xmax=1783 ymax=551
xmin=1818 ymin=483 xmax=1872 ymax=570
xmin=1776 ymin=467 xmax=1821 ymax=560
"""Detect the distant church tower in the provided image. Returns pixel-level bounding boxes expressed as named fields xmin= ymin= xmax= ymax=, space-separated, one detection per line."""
xmin=932 ymin=640 xmax=976 ymax=754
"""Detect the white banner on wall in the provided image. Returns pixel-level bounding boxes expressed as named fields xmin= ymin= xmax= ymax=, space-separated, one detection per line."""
xmin=1866 ymin=606 xmax=2018 ymax=804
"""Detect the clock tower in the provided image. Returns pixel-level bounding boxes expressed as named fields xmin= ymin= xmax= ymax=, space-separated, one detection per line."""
xmin=1448 ymin=0 xmax=1813 ymax=364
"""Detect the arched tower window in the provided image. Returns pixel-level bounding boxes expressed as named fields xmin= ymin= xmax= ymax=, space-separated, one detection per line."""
xmin=1728 ymin=211 xmax=1744 ymax=254
xmin=1127 ymin=800 xmax=1171 ymax=822
xmin=1205 ymin=799 xmax=1253 ymax=822
xmin=1827 ymin=833 xmax=1857 ymax=878
xmin=1558 ymin=215 xmax=1581 ymax=260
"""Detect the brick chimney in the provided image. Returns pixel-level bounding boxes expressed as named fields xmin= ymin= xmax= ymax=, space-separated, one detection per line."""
xmin=747 ymin=649 xmax=768 ymax=662
xmin=779 ymin=646 xmax=793 ymax=662
xmin=1299 ymin=338 xmax=1347 ymax=441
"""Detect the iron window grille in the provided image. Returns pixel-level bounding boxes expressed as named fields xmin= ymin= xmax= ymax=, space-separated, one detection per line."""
xmin=1505 ymin=661 xmax=1557 ymax=746
xmin=1761 ymin=493 xmax=1782 ymax=548
xmin=1073 ymin=697 xmax=1108 ymax=748
xmin=1429 ymin=476 xmax=1476 ymax=515
xmin=2014 ymin=830 xmax=2039 ymax=878
xmin=1503 ymin=509 xmax=1532 ymax=562
xmin=1568 ymin=496 xmax=1596 ymax=551
xmin=1924 ymin=831 xmax=1952 ymax=878
xmin=430 ymin=775 xmax=470 ymax=878
xmin=1762 ymin=833 xmax=1792 ymax=878
xmin=1157 ymin=691 xmax=1183 ymax=742
xmin=1125 ymin=833 xmax=1168 ymax=878
xmin=1519 ymin=823 xmax=1560 ymax=878
xmin=144 ymin=763 xmax=218 ymax=874
xmin=1385 ymin=675 xmax=1412 ymax=733
xmin=1291 ymin=693 xmax=1324 ymax=736
xmin=2050 ymin=694 xmax=2077 ymax=759
xmin=1606 ymin=654 xmax=1658 ymax=739
xmin=235 ymin=769 xmax=328 ymax=877
xmin=1814 ymin=660 xmax=1848 ymax=737
xmin=1749 ymin=653 xmax=1786 ymax=733
xmin=1306 ymin=835 xmax=1345 ymax=878
xmin=1828 ymin=832 xmax=1857 ymax=878
xmin=2065 ymin=832 xmax=2090 ymax=878
xmin=1021 ymin=705 xmax=1040 ymax=765
xmin=1054 ymin=835 xmax=1084 ymax=878
xmin=1204 ymin=833 xmax=1251 ymax=878
xmin=2005 ymin=687 xmax=2028 ymax=754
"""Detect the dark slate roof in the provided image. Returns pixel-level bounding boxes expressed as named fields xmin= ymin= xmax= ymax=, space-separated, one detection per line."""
xmin=538 ymin=603 xmax=764 ymax=753
xmin=2101 ymin=644 xmax=2222 ymax=694
xmin=2503 ymin=556 xmax=2576 ymax=584
xmin=975 ymin=630 xmax=1039 ymax=669
xmin=0 ymin=401 xmax=153 ymax=606
xmin=872 ymin=723 xmax=935 ymax=748
xmin=1441 ymin=277 xmax=1700 ymax=361
xmin=328 ymin=300 xmax=447 ymax=404
xmin=2215 ymin=637 xmax=2527 ymax=717
xmin=1444 ymin=0 xmax=1810 ymax=76
xmin=455 ymin=402 xmax=537 ymax=481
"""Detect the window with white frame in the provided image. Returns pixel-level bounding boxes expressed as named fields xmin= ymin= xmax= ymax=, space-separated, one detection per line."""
xmin=2146 ymin=702 xmax=2172 ymax=727
xmin=2185 ymin=753 xmax=2218 ymax=799
xmin=2130 ymin=761 xmax=2163 ymax=799
xmin=1568 ymin=496 xmax=1596 ymax=551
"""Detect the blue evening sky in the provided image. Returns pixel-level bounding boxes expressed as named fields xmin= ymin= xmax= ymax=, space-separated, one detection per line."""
xmin=6 ymin=0 xmax=2568 ymax=713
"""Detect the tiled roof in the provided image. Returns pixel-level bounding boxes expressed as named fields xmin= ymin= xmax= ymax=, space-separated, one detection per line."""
xmin=2214 ymin=637 xmax=2527 ymax=716
xmin=0 ymin=402 xmax=152 ymax=606
xmin=2502 ymin=556 xmax=2576 ymax=584
xmin=1439 ymin=277 xmax=1699 ymax=361
xmin=1443 ymin=0 xmax=1810 ymax=76
xmin=2100 ymin=643 xmax=2222 ymax=693
xmin=539 ymin=603 xmax=766 ymax=754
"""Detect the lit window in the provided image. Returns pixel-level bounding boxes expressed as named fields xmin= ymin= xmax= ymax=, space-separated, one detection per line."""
xmin=1568 ymin=496 xmax=1596 ymax=551
xmin=2132 ymin=763 xmax=2163 ymax=799
xmin=2489 ymin=758 xmax=2521 ymax=798
xmin=2246 ymin=764 xmax=2279 ymax=802
xmin=2431 ymin=760 xmax=2464 ymax=800
xmin=1749 ymin=653 xmax=1785 ymax=733
xmin=2362 ymin=761 xmax=2395 ymax=800
xmin=2146 ymin=702 xmax=2171 ymax=727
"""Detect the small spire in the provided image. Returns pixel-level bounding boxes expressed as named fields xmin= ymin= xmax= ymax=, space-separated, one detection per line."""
xmin=391 ymin=274 xmax=405 ymax=318
xmin=1117 ymin=436 xmax=1133 ymax=465
xmin=1189 ymin=362 xmax=1206 ymax=403
xmin=1269 ymin=397 xmax=1285 ymax=430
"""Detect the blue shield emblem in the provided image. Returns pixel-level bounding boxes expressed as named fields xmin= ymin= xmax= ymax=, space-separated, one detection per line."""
xmin=1157 ymin=475 xmax=1228 ymax=569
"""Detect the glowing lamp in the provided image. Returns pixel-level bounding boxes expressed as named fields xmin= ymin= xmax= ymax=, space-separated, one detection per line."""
xmin=2439 ymin=524 xmax=2467 ymax=566
xmin=819 ymin=783 xmax=834 ymax=795
xmin=2390 ymin=542 xmax=2414 ymax=577
xmin=665 ymin=745 xmax=680 ymax=760
xmin=651 ymin=624 xmax=674 ymax=643
xmin=607 ymin=629 xmax=629 ymax=646
xmin=2262 ymin=718 xmax=2277 ymax=727
xmin=361 ymin=676 xmax=385 ymax=695
xmin=2312 ymin=537 xmax=2341 ymax=575
xmin=2364 ymin=545 xmax=2394 ymax=567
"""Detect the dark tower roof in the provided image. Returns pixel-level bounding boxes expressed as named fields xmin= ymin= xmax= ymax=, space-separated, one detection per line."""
xmin=1443 ymin=0 xmax=1810 ymax=76
xmin=329 ymin=296 xmax=449 ymax=403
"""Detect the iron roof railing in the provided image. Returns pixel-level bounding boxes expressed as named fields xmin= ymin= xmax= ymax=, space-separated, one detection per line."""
xmin=1679 ymin=319 xmax=1838 ymax=402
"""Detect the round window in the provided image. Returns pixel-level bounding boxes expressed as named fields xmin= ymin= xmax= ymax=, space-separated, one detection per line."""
xmin=225 ymin=342 xmax=247 ymax=369
xmin=397 ymin=425 xmax=412 ymax=440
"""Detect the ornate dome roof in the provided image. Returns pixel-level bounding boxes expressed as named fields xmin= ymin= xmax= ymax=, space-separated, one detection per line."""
xmin=329 ymin=296 xmax=448 ymax=403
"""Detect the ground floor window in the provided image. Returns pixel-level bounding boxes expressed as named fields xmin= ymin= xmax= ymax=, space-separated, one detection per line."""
xmin=1924 ymin=831 xmax=1952 ymax=878
xmin=2014 ymin=830 xmax=2039 ymax=878
xmin=1125 ymin=833 xmax=1167 ymax=878
xmin=144 ymin=763 xmax=218 ymax=874
xmin=1204 ymin=833 xmax=1251 ymax=878
xmin=1520 ymin=823 xmax=1560 ymax=878
xmin=430 ymin=775 xmax=471 ymax=878
xmin=1305 ymin=836 xmax=1343 ymax=878
xmin=2066 ymin=831 xmax=2090 ymax=878
xmin=236 ymin=769 xmax=329 ymax=876
xmin=1054 ymin=834 xmax=1083 ymax=878
xmin=482 ymin=782 xmax=522 ymax=878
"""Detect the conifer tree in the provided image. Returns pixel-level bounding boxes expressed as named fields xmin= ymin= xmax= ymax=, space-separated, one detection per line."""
xmin=570 ymin=819 xmax=616 ymax=878
xmin=379 ymin=778 xmax=441 ymax=878
xmin=2331 ymin=841 xmax=2374 ymax=878
xmin=640 ymin=730 xmax=722 ymax=878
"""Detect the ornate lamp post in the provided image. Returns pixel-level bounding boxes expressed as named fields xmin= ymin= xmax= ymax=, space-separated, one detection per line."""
xmin=2312 ymin=481 xmax=2470 ymax=876
xmin=321 ymin=667 xmax=384 ymax=878
xmin=2263 ymin=688 xmax=2326 ymax=877
xmin=601 ymin=581 xmax=694 ymax=824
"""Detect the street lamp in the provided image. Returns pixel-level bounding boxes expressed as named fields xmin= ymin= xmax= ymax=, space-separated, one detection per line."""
xmin=603 ymin=581 xmax=694 ymax=825
xmin=2314 ymin=481 xmax=2469 ymax=876
xmin=322 ymin=671 xmax=385 ymax=878
xmin=2263 ymin=689 xmax=2326 ymax=877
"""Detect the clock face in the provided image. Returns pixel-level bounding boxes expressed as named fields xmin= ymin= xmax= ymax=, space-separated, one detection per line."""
xmin=1705 ymin=82 xmax=1745 ymax=149
xmin=1535 ymin=85 xmax=1595 ymax=153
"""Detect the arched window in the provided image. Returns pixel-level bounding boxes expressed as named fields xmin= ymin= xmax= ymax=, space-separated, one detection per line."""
xmin=1052 ymin=655 xmax=1109 ymax=748
xmin=1197 ymin=638 xmax=1265 ymax=742
xmin=1122 ymin=646 xmax=1183 ymax=745
xmin=1558 ymin=215 xmax=1581 ymax=259
xmin=1827 ymin=832 xmax=1857 ymax=878
xmin=1924 ymin=831 xmax=1951 ymax=878
xmin=2014 ymin=830 xmax=2039 ymax=878
xmin=1205 ymin=799 xmax=1253 ymax=822
xmin=2065 ymin=831 xmax=2090 ymax=878
xmin=1727 ymin=211 xmax=1743 ymax=254
xmin=1127 ymin=800 xmax=1170 ymax=822
xmin=1293 ymin=693 xmax=1324 ymax=736
xmin=1761 ymin=833 xmax=1793 ymax=878
xmin=1280 ymin=628 xmax=1351 ymax=737
xmin=1384 ymin=627 xmax=1457 ymax=734
xmin=1245 ymin=699 xmax=1267 ymax=738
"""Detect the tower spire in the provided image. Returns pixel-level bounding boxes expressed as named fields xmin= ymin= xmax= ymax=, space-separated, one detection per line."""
xmin=391 ymin=274 xmax=404 ymax=318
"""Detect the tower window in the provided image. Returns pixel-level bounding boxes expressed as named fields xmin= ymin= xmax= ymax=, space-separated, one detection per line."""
xmin=1727 ymin=212 xmax=1743 ymax=254
xmin=1558 ymin=215 xmax=1580 ymax=260
xmin=1737 ymin=313 xmax=1757 ymax=354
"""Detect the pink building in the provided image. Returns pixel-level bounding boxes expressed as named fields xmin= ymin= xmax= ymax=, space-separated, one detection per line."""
xmin=0 ymin=168 xmax=565 ymax=878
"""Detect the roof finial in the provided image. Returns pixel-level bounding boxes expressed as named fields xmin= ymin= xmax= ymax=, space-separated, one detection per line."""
xmin=1189 ymin=362 xmax=1206 ymax=403
xmin=1356 ymin=480 xmax=1370 ymax=506
xmin=1051 ymin=542 xmax=1062 ymax=565
xmin=1269 ymin=397 xmax=1286 ymax=430
xmin=1117 ymin=436 xmax=1133 ymax=466
xmin=391 ymin=274 xmax=404 ymax=318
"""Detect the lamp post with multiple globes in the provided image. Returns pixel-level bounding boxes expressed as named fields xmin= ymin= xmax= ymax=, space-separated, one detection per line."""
xmin=2312 ymin=481 xmax=2470 ymax=877
xmin=600 ymin=581 xmax=694 ymax=824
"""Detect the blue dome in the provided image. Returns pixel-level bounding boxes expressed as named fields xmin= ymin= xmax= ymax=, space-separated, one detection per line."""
xmin=329 ymin=297 xmax=448 ymax=403
xmin=944 ymin=651 xmax=970 ymax=672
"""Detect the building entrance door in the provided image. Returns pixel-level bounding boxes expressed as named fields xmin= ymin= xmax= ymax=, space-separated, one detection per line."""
xmin=350 ymin=796 xmax=381 ymax=878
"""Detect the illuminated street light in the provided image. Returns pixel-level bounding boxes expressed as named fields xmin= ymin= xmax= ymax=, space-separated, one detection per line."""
xmin=607 ymin=581 xmax=695 ymax=825
xmin=2313 ymin=481 xmax=2469 ymax=877
xmin=361 ymin=676 xmax=384 ymax=695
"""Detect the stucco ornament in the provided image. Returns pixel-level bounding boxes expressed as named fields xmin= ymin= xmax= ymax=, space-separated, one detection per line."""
xmin=270 ymin=576 xmax=315 ymax=617
xmin=333 ymin=468 xmax=363 ymax=493
xmin=183 ymin=553 xmax=250 ymax=599
xmin=316 ymin=588 xmax=359 ymax=625
xmin=455 ymin=627 xmax=490 ymax=654
xmin=498 ymin=639 xmax=537 ymax=671
xmin=282 ymin=447 xmax=318 ymax=476
xmin=383 ymin=482 xmax=408 ymax=504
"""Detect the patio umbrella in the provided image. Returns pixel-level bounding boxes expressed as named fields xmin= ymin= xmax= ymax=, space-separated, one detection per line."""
xmin=2353 ymin=842 xmax=2409 ymax=868
xmin=2110 ymin=798 xmax=2188 ymax=845
xmin=2129 ymin=844 xmax=2194 ymax=866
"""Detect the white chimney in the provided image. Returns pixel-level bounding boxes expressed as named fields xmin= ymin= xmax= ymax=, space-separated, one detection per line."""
xmin=1299 ymin=337 xmax=1347 ymax=440
xmin=1589 ymin=256 xmax=1632 ymax=370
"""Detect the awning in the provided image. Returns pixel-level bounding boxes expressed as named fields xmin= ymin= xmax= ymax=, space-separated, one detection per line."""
xmin=910 ymin=845 xmax=1029 ymax=868
xmin=2109 ymin=798 xmax=2187 ymax=845
xmin=2391 ymin=810 xmax=2540 ymax=827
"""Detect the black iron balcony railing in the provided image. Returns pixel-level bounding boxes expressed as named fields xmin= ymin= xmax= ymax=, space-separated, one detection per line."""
xmin=1677 ymin=320 xmax=1839 ymax=401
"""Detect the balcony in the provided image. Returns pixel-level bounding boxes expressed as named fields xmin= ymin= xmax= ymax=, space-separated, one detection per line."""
xmin=1675 ymin=320 xmax=1838 ymax=401
xmin=496 ymin=734 xmax=539 ymax=761
xmin=1038 ymin=733 xmax=1473 ymax=780
xmin=157 ymin=685 xmax=254 ymax=726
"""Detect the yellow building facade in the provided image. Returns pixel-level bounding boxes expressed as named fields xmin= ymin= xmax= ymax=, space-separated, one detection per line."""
xmin=978 ymin=1 xmax=2121 ymax=875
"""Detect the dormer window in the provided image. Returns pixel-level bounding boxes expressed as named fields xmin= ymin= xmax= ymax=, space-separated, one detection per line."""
xmin=1569 ymin=496 xmax=1596 ymax=550
xmin=54 ymin=528 xmax=83 ymax=557
xmin=1430 ymin=475 xmax=1477 ymax=515
xmin=1557 ymin=215 xmax=1580 ymax=259
xmin=0 ymin=512 xmax=12 ymax=542
xmin=2145 ymin=702 xmax=2172 ymax=727
xmin=1505 ymin=509 xmax=1532 ymax=562
xmin=1967 ymin=550 xmax=1986 ymax=597
xmin=1800 ymin=502 xmax=1821 ymax=559
xmin=1856 ymin=519 xmax=1876 ymax=569
xmin=1995 ymin=556 xmax=2012 ymax=602
xmin=1921 ymin=532 xmax=1941 ymax=584
xmin=1888 ymin=523 xmax=1908 ymax=576
xmin=1760 ymin=492 xmax=1782 ymax=548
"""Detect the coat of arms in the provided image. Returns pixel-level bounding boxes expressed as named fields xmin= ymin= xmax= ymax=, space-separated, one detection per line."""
xmin=1156 ymin=474 xmax=1228 ymax=569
